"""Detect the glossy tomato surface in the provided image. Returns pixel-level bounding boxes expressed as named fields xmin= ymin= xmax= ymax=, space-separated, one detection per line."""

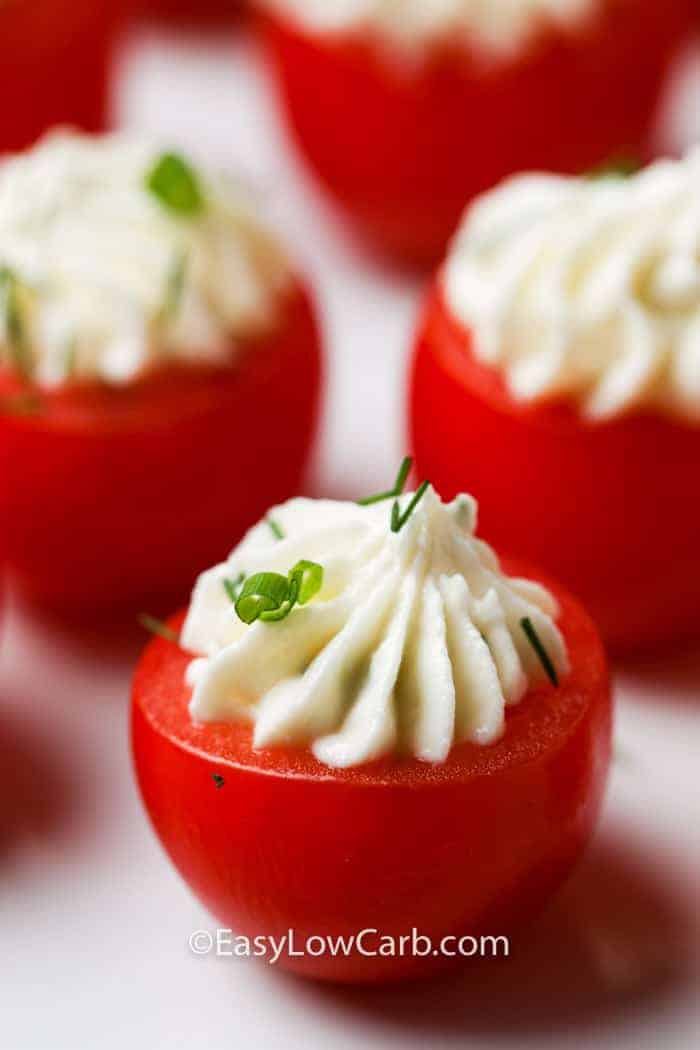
xmin=410 ymin=285 xmax=700 ymax=654
xmin=141 ymin=0 xmax=243 ymax=23
xmin=0 ymin=284 xmax=321 ymax=616
xmin=0 ymin=0 xmax=125 ymax=154
xmin=259 ymin=1 xmax=694 ymax=265
xmin=132 ymin=565 xmax=611 ymax=982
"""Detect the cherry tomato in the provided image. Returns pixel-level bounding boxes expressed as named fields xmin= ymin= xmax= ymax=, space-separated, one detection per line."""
xmin=259 ymin=1 xmax=694 ymax=266
xmin=131 ymin=561 xmax=610 ymax=983
xmin=141 ymin=0 xmax=243 ymax=22
xmin=410 ymin=284 xmax=700 ymax=654
xmin=0 ymin=284 xmax=322 ymax=616
xmin=0 ymin=0 xmax=126 ymax=154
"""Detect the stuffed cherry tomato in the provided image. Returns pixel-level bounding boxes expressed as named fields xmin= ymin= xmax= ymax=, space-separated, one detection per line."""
xmin=410 ymin=155 xmax=700 ymax=653
xmin=0 ymin=0 xmax=125 ymax=154
xmin=0 ymin=132 xmax=321 ymax=616
xmin=257 ymin=0 xmax=694 ymax=265
xmin=132 ymin=479 xmax=611 ymax=983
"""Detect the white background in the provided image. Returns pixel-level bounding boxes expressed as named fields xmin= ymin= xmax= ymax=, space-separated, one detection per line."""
xmin=1 ymin=21 xmax=699 ymax=1050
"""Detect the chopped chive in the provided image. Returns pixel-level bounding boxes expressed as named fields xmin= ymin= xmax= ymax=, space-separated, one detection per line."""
xmin=0 ymin=267 xmax=30 ymax=377
xmin=391 ymin=480 xmax=430 ymax=534
xmin=222 ymin=573 xmax=245 ymax=604
xmin=161 ymin=250 xmax=188 ymax=321
xmin=358 ymin=456 xmax=412 ymax=506
xmin=145 ymin=152 xmax=205 ymax=216
xmin=63 ymin=338 xmax=78 ymax=380
xmin=138 ymin=613 xmax=180 ymax=644
xmin=521 ymin=617 xmax=559 ymax=687
xmin=212 ymin=774 xmax=226 ymax=789
xmin=267 ymin=517 xmax=284 ymax=540
xmin=586 ymin=153 xmax=640 ymax=180
xmin=233 ymin=560 xmax=323 ymax=626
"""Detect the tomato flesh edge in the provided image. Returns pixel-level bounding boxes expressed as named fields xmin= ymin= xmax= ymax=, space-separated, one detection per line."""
xmin=131 ymin=562 xmax=611 ymax=982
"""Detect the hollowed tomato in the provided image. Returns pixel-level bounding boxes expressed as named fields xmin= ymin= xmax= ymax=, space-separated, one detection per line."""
xmin=258 ymin=1 xmax=694 ymax=265
xmin=0 ymin=284 xmax=322 ymax=616
xmin=132 ymin=561 xmax=610 ymax=983
xmin=410 ymin=284 xmax=700 ymax=654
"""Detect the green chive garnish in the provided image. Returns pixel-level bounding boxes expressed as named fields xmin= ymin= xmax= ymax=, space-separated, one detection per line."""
xmin=212 ymin=774 xmax=226 ymax=789
xmin=358 ymin=456 xmax=412 ymax=506
xmin=161 ymin=250 xmax=188 ymax=320
xmin=145 ymin=152 xmax=205 ymax=216
xmin=0 ymin=267 xmax=30 ymax=377
xmin=222 ymin=573 xmax=245 ymax=604
xmin=234 ymin=560 xmax=323 ymax=625
xmin=267 ymin=517 xmax=284 ymax=540
xmin=521 ymin=617 xmax=559 ymax=686
xmin=391 ymin=480 xmax=430 ymax=534
xmin=138 ymin=613 xmax=180 ymax=644
xmin=586 ymin=153 xmax=640 ymax=180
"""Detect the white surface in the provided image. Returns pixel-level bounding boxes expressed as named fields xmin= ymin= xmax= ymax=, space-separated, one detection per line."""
xmin=1 ymin=23 xmax=699 ymax=1050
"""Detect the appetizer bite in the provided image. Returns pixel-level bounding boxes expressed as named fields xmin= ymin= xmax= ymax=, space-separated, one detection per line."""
xmin=132 ymin=469 xmax=611 ymax=982
xmin=0 ymin=132 xmax=321 ymax=615
xmin=410 ymin=153 xmax=700 ymax=652
xmin=1 ymin=1 xmax=124 ymax=153
xmin=257 ymin=0 xmax=694 ymax=265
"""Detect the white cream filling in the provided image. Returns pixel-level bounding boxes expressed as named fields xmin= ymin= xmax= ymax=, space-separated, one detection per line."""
xmin=261 ymin=0 xmax=601 ymax=61
xmin=443 ymin=150 xmax=700 ymax=422
xmin=0 ymin=130 xmax=292 ymax=387
xmin=182 ymin=489 xmax=569 ymax=769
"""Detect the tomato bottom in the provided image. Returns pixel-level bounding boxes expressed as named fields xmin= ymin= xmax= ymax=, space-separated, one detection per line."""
xmin=0 ymin=286 xmax=321 ymax=618
xmin=410 ymin=286 xmax=700 ymax=655
xmin=260 ymin=2 xmax=694 ymax=266
xmin=132 ymin=566 xmax=611 ymax=982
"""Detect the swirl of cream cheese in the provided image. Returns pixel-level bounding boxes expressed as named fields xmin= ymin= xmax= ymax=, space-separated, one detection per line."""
xmin=182 ymin=488 xmax=569 ymax=769
xmin=260 ymin=0 xmax=601 ymax=62
xmin=443 ymin=152 xmax=700 ymax=422
xmin=0 ymin=130 xmax=292 ymax=387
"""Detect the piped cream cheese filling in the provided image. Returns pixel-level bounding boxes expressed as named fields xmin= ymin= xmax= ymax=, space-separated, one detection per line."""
xmin=443 ymin=151 xmax=700 ymax=422
xmin=261 ymin=0 xmax=601 ymax=62
xmin=0 ymin=131 xmax=292 ymax=387
xmin=182 ymin=488 xmax=569 ymax=769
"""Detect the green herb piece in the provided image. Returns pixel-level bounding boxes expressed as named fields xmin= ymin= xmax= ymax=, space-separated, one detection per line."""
xmin=161 ymin=250 xmax=188 ymax=320
xmin=212 ymin=774 xmax=226 ymax=789
xmin=233 ymin=560 xmax=324 ymax=626
xmin=289 ymin=559 xmax=323 ymax=605
xmin=586 ymin=153 xmax=640 ymax=180
xmin=0 ymin=267 xmax=30 ymax=377
xmin=63 ymin=338 xmax=78 ymax=380
xmin=521 ymin=617 xmax=559 ymax=687
xmin=235 ymin=572 xmax=291 ymax=625
xmin=138 ymin=613 xmax=180 ymax=644
xmin=391 ymin=480 xmax=430 ymax=534
xmin=145 ymin=152 xmax=205 ymax=216
xmin=222 ymin=573 xmax=245 ymax=605
xmin=267 ymin=517 xmax=284 ymax=541
xmin=358 ymin=456 xmax=412 ymax=506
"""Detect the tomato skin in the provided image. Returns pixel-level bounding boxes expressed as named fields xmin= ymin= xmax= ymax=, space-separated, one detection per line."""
xmin=131 ymin=567 xmax=611 ymax=983
xmin=259 ymin=2 xmax=694 ymax=266
xmin=141 ymin=0 xmax=243 ymax=22
xmin=0 ymin=0 xmax=126 ymax=154
xmin=0 ymin=285 xmax=321 ymax=616
xmin=410 ymin=285 xmax=700 ymax=655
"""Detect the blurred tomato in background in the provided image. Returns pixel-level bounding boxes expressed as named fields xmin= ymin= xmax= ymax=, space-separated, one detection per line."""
xmin=0 ymin=0 xmax=128 ymax=154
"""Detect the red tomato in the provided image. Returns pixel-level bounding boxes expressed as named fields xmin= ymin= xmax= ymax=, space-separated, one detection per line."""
xmin=410 ymin=284 xmax=700 ymax=654
xmin=259 ymin=1 xmax=694 ymax=266
xmin=0 ymin=0 xmax=125 ymax=154
xmin=0 ymin=284 xmax=321 ymax=616
xmin=131 ymin=563 xmax=611 ymax=983
xmin=141 ymin=0 xmax=243 ymax=22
